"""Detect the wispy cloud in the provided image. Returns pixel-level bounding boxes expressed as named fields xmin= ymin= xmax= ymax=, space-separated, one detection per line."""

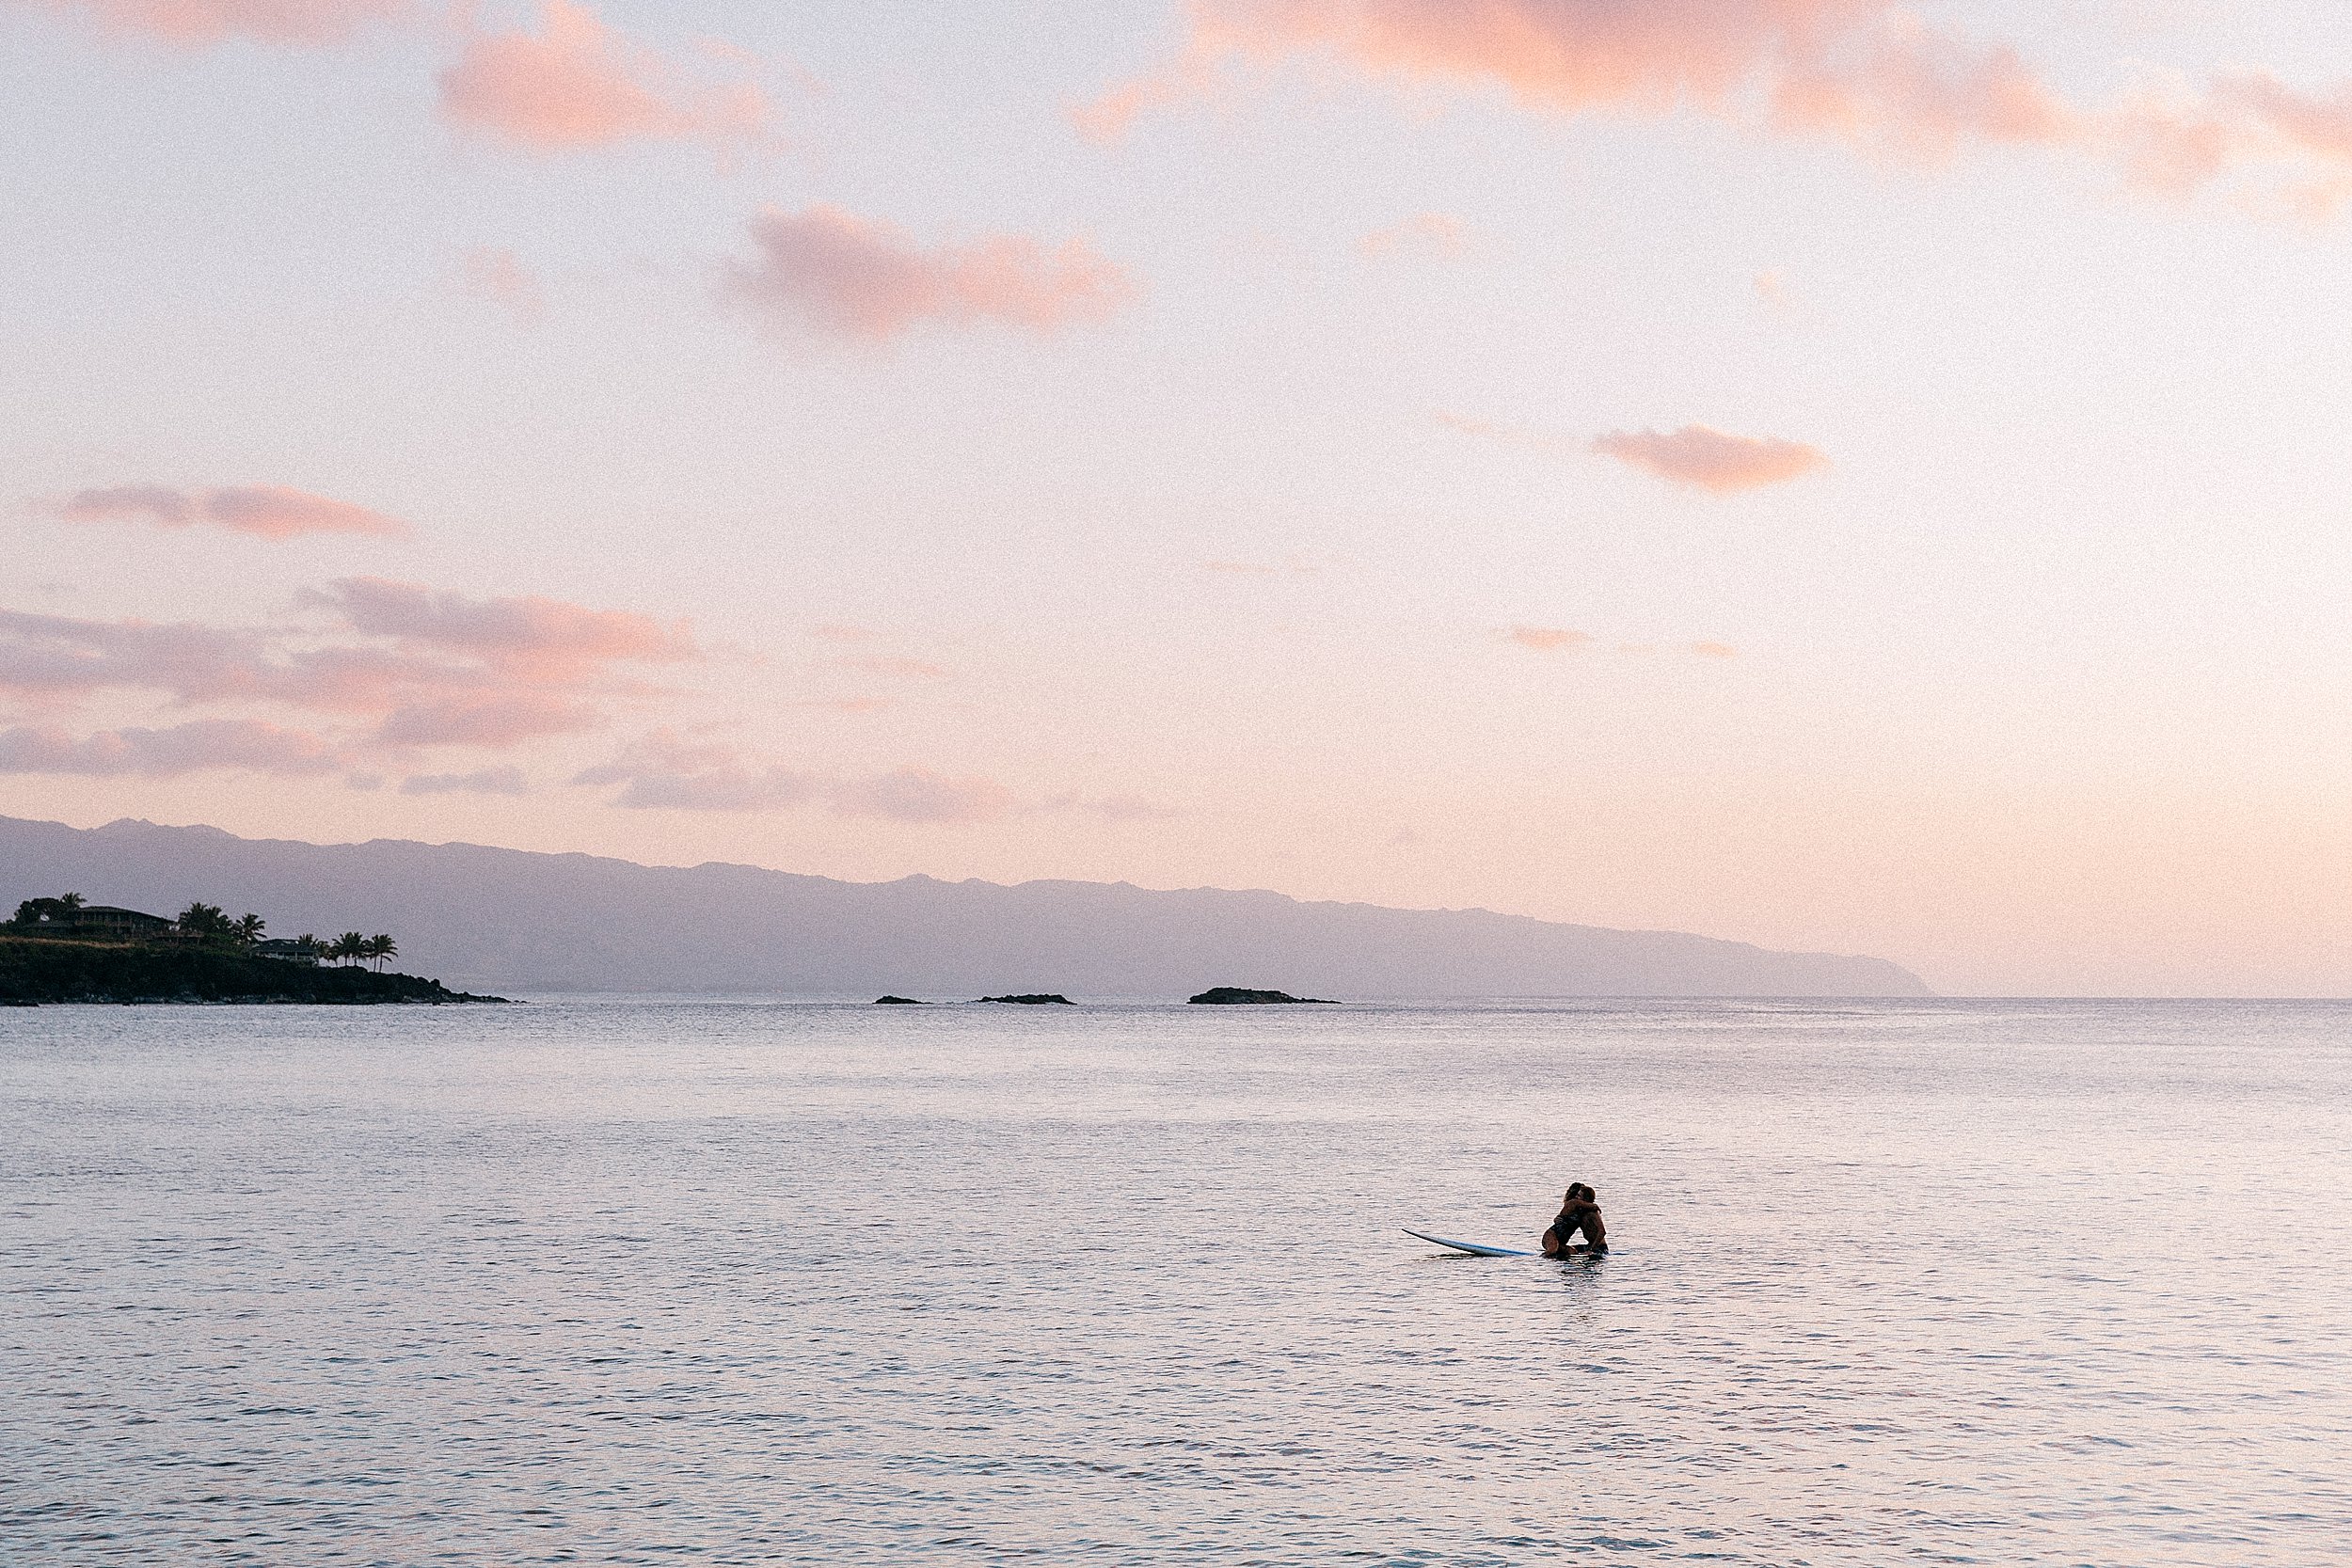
xmin=1436 ymin=411 xmax=1582 ymax=457
xmin=51 ymin=483 xmax=408 ymax=541
xmin=830 ymin=768 xmax=1012 ymax=824
xmin=570 ymin=731 xmax=808 ymax=809
xmin=458 ymin=245 xmax=543 ymax=323
xmin=375 ymin=695 xmax=597 ymax=746
xmin=1358 ymin=210 xmax=1465 ymax=259
xmin=0 ymin=580 xmax=700 ymax=762
xmin=574 ymin=732 xmax=1014 ymax=824
xmin=318 ymin=577 xmax=696 ymax=679
xmin=0 ymin=718 xmax=341 ymax=776
xmin=437 ymin=0 xmax=776 ymax=157
xmin=1502 ymin=626 xmax=1592 ymax=652
xmin=1035 ymin=792 xmax=1182 ymax=822
xmin=1080 ymin=0 xmax=2073 ymax=162
xmin=399 ymin=766 xmax=529 ymax=796
xmin=1080 ymin=0 xmax=2352 ymax=217
xmin=723 ymin=204 xmax=1137 ymax=343
xmin=23 ymin=0 xmax=407 ymax=47
xmin=1591 ymin=425 xmax=1828 ymax=493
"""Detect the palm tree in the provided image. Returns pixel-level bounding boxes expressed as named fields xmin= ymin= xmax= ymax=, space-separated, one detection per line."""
xmin=177 ymin=902 xmax=232 ymax=942
xmin=57 ymin=893 xmax=84 ymax=911
xmin=331 ymin=931 xmax=368 ymax=967
xmin=363 ymin=934 xmax=398 ymax=974
xmin=233 ymin=912 xmax=266 ymax=946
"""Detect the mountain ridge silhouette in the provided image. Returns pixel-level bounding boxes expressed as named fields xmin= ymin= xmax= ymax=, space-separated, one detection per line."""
xmin=0 ymin=815 xmax=1931 ymax=998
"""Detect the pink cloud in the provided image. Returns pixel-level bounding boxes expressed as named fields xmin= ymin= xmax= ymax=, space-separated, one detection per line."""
xmin=24 ymin=0 xmax=405 ymax=46
xmin=1083 ymin=0 xmax=2074 ymax=163
xmin=1502 ymin=626 xmax=1593 ymax=652
xmin=1692 ymin=640 xmax=1739 ymax=658
xmin=1087 ymin=3 xmax=2352 ymax=216
xmin=2222 ymin=72 xmax=2352 ymax=164
xmin=1591 ymin=425 xmax=1829 ymax=492
xmin=437 ymin=0 xmax=774 ymax=156
xmin=321 ymin=578 xmax=696 ymax=678
xmin=0 ymin=581 xmax=701 ymax=765
xmin=0 ymin=611 xmax=437 ymax=715
xmin=54 ymin=483 xmax=408 ymax=541
xmin=0 ymin=718 xmax=340 ymax=776
xmin=723 ymin=205 xmax=1138 ymax=343
xmin=0 ymin=609 xmax=271 ymax=699
xmin=458 ymin=245 xmax=544 ymax=323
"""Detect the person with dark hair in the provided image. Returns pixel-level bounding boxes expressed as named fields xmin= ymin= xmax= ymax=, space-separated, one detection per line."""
xmin=1542 ymin=1182 xmax=1608 ymax=1257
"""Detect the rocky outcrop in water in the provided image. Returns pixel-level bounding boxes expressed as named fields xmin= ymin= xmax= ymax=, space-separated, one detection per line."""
xmin=1188 ymin=987 xmax=1337 ymax=1005
xmin=977 ymin=993 xmax=1073 ymax=1005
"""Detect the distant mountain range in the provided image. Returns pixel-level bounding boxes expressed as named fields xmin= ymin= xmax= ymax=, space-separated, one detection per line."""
xmin=0 ymin=816 xmax=1931 ymax=998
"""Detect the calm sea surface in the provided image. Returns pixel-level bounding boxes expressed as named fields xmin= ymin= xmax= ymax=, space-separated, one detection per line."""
xmin=3 ymin=998 xmax=2348 ymax=1565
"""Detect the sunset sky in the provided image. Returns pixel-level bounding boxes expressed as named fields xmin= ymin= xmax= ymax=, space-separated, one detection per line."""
xmin=5 ymin=0 xmax=2350 ymax=996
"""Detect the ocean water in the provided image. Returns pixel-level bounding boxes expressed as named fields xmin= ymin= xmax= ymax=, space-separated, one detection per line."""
xmin=3 ymin=997 xmax=2348 ymax=1565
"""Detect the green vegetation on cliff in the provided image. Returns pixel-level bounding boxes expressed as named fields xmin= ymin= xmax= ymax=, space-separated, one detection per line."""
xmin=0 ymin=936 xmax=508 ymax=1006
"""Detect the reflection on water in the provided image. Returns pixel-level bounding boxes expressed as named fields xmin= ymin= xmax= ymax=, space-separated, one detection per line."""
xmin=4 ymin=998 xmax=2348 ymax=1564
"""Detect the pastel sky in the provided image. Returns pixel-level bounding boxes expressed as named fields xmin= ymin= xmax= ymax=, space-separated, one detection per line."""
xmin=6 ymin=0 xmax=2350 ymax=996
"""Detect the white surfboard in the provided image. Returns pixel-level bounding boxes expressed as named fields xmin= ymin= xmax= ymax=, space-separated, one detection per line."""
xmin=1403 ymin=1227 xmax=1534 ymax=1258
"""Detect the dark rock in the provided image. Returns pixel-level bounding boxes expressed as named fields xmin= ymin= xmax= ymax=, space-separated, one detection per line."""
xmin=873 ymin=995 xmax=925 ymax=1005
xmin=1188 ymin=987 xmax=1337 ymax=1005
xmin=976 ymin=993 xmax=1073 ymax=1005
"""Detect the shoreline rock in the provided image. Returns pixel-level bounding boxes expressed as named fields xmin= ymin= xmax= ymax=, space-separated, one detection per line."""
xmin=976 ymin=993 xmax=1073 ymax=1006
xmin=0 ymin=936 xmax=511 ymax=1006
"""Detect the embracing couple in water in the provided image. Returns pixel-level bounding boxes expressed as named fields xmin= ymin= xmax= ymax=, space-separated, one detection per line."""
xmin=1542 ymin=1182 xmax=1607 ymax=1257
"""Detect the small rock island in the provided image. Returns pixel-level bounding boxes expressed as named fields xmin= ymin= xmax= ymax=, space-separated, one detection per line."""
xmin=1188 ymin=987 xmax=1338 ymax=1005
xmin=873 ymin=995 xmax=925 ymax=1005
xmin=976 ymin=993 xmax=1073 ymax=1005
